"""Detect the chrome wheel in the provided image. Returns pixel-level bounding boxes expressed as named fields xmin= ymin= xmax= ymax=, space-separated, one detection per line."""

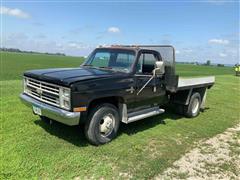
xmin=192 ymin=98 xmax=200 ymax=114
xmin=99 ymin=113 xmax=115 ymax=136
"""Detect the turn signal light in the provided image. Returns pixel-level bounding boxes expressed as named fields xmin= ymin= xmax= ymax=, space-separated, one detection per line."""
xmin=73 ymin=107 xmax=87 ymax=112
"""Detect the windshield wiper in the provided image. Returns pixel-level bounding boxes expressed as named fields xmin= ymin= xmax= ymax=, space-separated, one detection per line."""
xmin=82 ymin=64 xmax=92 ymax=66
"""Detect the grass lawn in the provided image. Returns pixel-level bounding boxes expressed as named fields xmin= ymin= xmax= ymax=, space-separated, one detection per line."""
xmin=0 ymin=52 xmax=239 ymax=179
xmin=0 ymin=52 xmax=83 ymax=81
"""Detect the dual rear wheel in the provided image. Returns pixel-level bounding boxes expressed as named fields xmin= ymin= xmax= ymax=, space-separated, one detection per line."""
xmin=175 ymin=92 xmax=202 ymax=118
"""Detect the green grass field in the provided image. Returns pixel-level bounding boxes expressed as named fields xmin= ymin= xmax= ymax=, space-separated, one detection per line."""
xmin=0 ymin=52 xmax=83 ymax=81
xmin=1 ymin=52 xmax=239 ymax=179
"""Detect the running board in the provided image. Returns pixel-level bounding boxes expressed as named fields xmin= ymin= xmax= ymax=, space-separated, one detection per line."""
xmin=126 ymin=107 xmax=165 ymax=124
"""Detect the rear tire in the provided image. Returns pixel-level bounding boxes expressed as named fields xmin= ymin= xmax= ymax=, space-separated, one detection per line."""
xmin=184 ymin=92 xmax=201 ymax=118
xmin=84 ymin=103 xmax=120 ymax=145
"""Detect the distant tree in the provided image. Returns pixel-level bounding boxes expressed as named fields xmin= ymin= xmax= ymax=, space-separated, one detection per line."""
xmin=56 ymin=53 xmax=66 ymax=56
xmin=206 ymin=60 xmax=211 ymax=66
xmin=217 ymin=64 xmax=224 ymax=67
xmin=0 ymin=48 xmax=21 ymax=52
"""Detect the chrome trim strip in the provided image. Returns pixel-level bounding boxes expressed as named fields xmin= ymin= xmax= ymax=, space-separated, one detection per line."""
xmin=134 ymin=74 xmax=152 ymax=77
xmin=26 ymin=91 xmax=60 ymax=107
xmin=20 ymin=93 xmax=80 ymax=126
xmin=26 ymin=77 xmax=62 ymax=88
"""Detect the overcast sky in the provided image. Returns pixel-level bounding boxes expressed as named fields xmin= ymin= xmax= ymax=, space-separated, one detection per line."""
xmin=1 ymin=1 xmax=239 ymax=64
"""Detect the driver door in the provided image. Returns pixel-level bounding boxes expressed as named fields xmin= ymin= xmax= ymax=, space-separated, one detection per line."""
xmin=133 ymin=50 xmax=166 ymax=110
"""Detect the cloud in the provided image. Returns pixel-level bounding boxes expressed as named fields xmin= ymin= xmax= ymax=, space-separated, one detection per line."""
xmin=184 ymin=49 xmax=193 ymax=53
xmin=107 ymin=27 xmax=120 ymax=33
xmin=208 ymin=39 xmax=229 ymax=45
xmin=0 ymin=6 xmax=30 ymax=19
xmin=5 ymin=32 xmax=29 ymax=42
xmin=219 ymin=53 xmax=227 ymax=57
xmin=67 ymin=42 xmax=91 ymax=49
xmin=180 ymin=48 xmax=193 ymax=53
xmin=175 ymin=50 xmax=180 ymax=54
xmin=96 ymin=27 xmax=121 ymax=39
xmin=1 ymin=32 xmax=94 ymax=56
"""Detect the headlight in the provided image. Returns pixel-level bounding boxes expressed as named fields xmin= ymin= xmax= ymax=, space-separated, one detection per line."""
xmin=23 ymin=77 xmax=28 ymax=93
xmin=59 ymin=87 xmax=71 ymax=110
xmin=62 ymin=88 xmax=70 ymax=98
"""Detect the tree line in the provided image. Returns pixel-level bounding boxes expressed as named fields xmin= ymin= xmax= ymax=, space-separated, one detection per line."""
xmin=0 ymin=47 xmax=66 ymax=56
xmin=177 ymin=60 xmax=225 ymax=67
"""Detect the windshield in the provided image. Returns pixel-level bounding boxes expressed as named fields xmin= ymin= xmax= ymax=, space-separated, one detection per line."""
xmin=83 ymin=49 xmax=136 ymax=72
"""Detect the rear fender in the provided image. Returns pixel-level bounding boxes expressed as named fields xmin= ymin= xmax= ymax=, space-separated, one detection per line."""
xmin=171 ymin=87 xmax=207 ymax=105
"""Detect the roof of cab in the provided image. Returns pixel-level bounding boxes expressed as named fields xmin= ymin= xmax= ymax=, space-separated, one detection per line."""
xmin=96 ymin=45 xmax=175 ymax=51
xmin=96 ymin=45 xmax=140 ymax=51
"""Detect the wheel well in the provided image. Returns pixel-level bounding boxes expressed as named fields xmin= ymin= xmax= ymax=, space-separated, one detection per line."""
xmin=87 ymin=96 xmax=124 ymax=114
xmin=192 ymin=87 xmax=206 ymax=101
xmin=170 ymin=87 xmax=206 ymax=105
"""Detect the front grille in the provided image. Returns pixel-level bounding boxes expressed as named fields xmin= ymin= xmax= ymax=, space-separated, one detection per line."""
xmin=24 ymin=77 xmax=61 ymax=107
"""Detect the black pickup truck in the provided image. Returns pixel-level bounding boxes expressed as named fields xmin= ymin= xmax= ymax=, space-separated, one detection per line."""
xmin=20 ymin=45 xmax=215 ymax=145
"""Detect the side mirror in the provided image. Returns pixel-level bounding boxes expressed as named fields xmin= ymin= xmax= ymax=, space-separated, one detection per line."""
xmin=153 ymin=61 xmax=165 ymax=75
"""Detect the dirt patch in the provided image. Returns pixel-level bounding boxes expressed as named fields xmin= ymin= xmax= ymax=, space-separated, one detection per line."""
xmin=156 ymin=123 xmax=240 ymax=180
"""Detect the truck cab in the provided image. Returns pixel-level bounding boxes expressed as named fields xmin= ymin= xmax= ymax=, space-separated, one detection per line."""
xmin=20 ymin=45 xmax=215 ymax=145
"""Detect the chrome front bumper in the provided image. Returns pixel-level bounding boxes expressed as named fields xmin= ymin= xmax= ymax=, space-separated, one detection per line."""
xmin=20 ymin=93 xmax=80 ymax=126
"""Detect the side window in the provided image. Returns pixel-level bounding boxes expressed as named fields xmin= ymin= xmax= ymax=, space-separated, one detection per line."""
xmin=137 ymin=53 xmax=157 ymax=74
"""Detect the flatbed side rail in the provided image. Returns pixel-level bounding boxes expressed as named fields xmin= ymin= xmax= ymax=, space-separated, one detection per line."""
xmin=177 ymin=76 xmax=215 ymax=90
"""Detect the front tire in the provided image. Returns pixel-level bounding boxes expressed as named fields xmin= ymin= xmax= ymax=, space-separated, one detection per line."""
xmin=84 ymin=103 xmax=120 ymax=145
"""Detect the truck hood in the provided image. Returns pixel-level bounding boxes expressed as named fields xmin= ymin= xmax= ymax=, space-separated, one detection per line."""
xmin=24 ymin=67 xmax=127 ymax=86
